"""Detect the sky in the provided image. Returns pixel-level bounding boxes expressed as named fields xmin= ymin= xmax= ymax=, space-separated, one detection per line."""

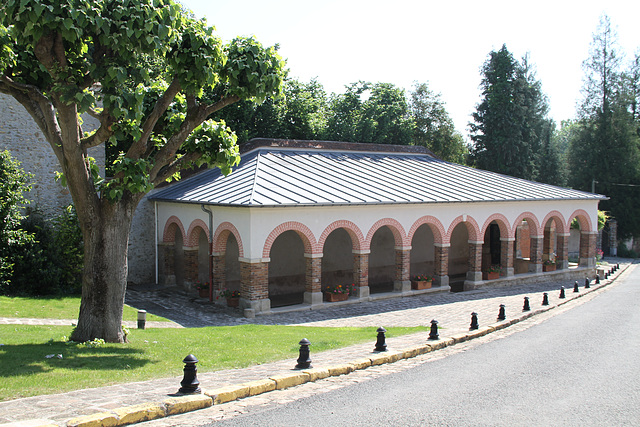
xmin=182 ymin=0 xmax=640 ymax=136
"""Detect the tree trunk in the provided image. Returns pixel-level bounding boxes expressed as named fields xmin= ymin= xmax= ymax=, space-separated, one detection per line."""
xmin=70 ymin=199 xmax=135 ymax=343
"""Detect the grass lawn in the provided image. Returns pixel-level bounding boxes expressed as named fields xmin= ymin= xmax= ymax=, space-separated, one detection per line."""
xmin=0 ymin=324 xmax=427 ymax=401
xmin=0 ymin=296 xmax=169 ymax=322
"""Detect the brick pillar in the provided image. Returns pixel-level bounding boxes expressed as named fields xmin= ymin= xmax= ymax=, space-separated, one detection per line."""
xmin=580 ymin=232 xmax=597 ymax=267
xmin=159 ymin=243 xmax=175 ymax=286
xmin=304 ymin=254 xmax=322 ymax=305
xmin=467 ymin=241 xmax=483 ymax=284
xmin=212 ymin=253 xmax=225 ymax=294
xmin=434 ymin=244 xmax=450 ymax=288
xmin=556 ymin=233 xmax=569 ymax=270
xmin=353 ymin=251 xmax=369 ymax=298
xmin=394 ymin=247 xmax=411 ymax=292
xmin=239 ymin=259 xmax=270 ymax=314
xmin=500 ymin=238 xmax=514 ymax=277
xmin=529 ymin=236 xmax=543 ymax=273
xmin=183 ymin=247 xmax=199 ymax=288
xmin=608 ymin=219 xmax=618 ymax=256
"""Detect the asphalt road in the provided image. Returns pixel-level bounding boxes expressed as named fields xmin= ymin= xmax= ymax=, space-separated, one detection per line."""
xmin=206 ymin=266 xmax=640 ymax=426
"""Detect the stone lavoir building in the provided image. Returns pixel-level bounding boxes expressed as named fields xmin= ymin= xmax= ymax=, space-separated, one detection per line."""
xmin=151 ymin=138 xmax=604 ymax=316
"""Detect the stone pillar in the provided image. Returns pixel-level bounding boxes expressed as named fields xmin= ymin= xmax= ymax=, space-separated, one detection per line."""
xmin=212 ymin=253 xmax=225 ymax=294
xmin=183 ymin=247 xmax=199 ymax=287
xmin=159 ymin=243 xmax=175 ymax=286
xmin=500 ymin=238 xmax=514 ymax=277
xmin=556 ymin=233 xmax=569 ymax=270
xmin=529 ymin=236 xmax=543 ymax=273
xmin=434 ymin=243 xmax=450 ymax=288
xmin=608 ymin=219 xmax=618 ymax=256
xmin=239 ymin=258 xmax=270 ymax=315
xmin=580 ymin=232 xmax=597 ymax=268
xmin=304 ymin=254 xmax=323 ymax=306
xmin=353 ymin=251 xmax=370 ymax=298
xmin=466 ymin=241 xmax=483 ymax=285
xmin=394 ymin=246 xmax=411 ymax=293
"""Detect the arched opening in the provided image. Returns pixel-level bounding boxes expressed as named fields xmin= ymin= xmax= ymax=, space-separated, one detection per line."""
xmin=514 ymin=220 xmax=534 ymax=274
xmin=321 ymin=228 xmax=354 ymax=288
xmin=410 ymin=224 xmax=435 ymax=279
xmin=449 ymin=222 xmax=469 ymax=292
xmin=224 ymin=233 xmax=241 ymax=293
xmin=173 ymin=228 xmax=185 ymax=289
xmin=369 ymin=226 xmax=395 ymax=294
xmin=268 ymin=230 xmax=306 ymax=307
xmin=197 ymin=230 xmax=209 ymax=283
xmin=543 ymin=217 xmax=561 ymax=270
xmin=482 ymin=221 xmax=502 ymax=275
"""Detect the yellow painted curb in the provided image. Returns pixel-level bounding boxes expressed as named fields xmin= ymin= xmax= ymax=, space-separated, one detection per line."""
xmin=163 ymin=394 xmax=213 ymax=416
xmin=327 ymin=363 xmax=354 ymax=377
xmin=243 ymin=379 xmax=277 ymax=396
xmin=450 ymin=332 xmax=470 ymax=344
xmin=350 ymin=357 xmax=373 ymax=370
xmin=206 ymin=384 xmax=251 ymax=404
xmin=113 ymin=403 xmax=165 ymax=425
xmin=369 ymin=352 xmax=391 ymax=366
xmin=269 ymin=372 xmax=310 ymax=390
xmin=66 ymin=412 xmax=118 ymax=427
xmin=302 ymin=367 xmax=330 ymax=382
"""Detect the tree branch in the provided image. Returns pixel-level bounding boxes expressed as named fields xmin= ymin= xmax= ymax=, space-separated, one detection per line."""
xmin=151 ymin=152 xmax=201 ymax=186
xmin=204 ymin=94 xmax=241 ymax=116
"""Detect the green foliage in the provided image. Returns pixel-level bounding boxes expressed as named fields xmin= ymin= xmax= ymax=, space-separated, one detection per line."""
xmin=0 ymin=150 xmax=33 ymax=290
xmin=617 ymin=243 xmax=638 ymax=259
xmin=7 ymin=205 xmax=83 ymax=296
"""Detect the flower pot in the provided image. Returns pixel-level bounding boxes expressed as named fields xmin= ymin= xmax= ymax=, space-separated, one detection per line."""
xmin=226 ymin=297 xmax=240 ymax=307
xmin=325 ymin=292 xmax=349 ymax=302
xmin=411 ymin=280 xmax=432 ymax=290
xmin=543 ymin=264 xmax=556 ymax=272
xmin=483 ymin=271 xmax=500 ymax=280
xmin=198 ymin=289 xmax=209 ymax=298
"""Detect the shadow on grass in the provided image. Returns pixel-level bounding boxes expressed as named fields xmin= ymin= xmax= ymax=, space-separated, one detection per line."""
xmin=0 ymin=342 xmax=150 ymax=377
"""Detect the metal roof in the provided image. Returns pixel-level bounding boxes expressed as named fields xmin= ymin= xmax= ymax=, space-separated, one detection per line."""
xmin=150 ymin=140 xmax=605 ymax=207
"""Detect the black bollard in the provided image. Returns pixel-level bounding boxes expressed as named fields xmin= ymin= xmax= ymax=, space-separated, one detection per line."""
xmin=497 ymin=304 xmax=506 ymax=321
xmin=559 ymin=286 xmax=565 ymax=299
xmin=178 ymin=354 xmax=201 ymax=394
xmin=523 ymin=297 xmax=531 ymax=312
xmin=596 ymin=274 xmax=600 ymax=284
xmin=542 ymin=292 xmax=549 ymax=306
xmin=295 ymin=338 xmax=312 ymax=369
xmin=374 ymin=327 xmax=388 ymax=352
xmin=573 ymin=281 xmax=579 ymax=293
xmin=616 ymin=263 xmax=620 ymax=270
xmin=470 ymin=312 xmax=479 ymax=330
xmin=428 ymin=319 xmax=439 ymax=340
xmin=585 ymin=277 xmax=590 ymax=289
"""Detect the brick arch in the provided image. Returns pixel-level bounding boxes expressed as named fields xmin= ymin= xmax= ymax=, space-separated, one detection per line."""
xmin=213 ymin=222 xmax=245 ymax=258
xmin=318 ymin=220 xmax=365 ymax=252
xmin=408 ymin=216 xmax=445 ymax=245
xmin=481 ymin=213 xmax=512 ymax=239
xmin=186 ymin=219 xmax=210 ymax=248
xmin=162 ymin=216 xmax=186 ymax=243
xmin=263 ymin=221 xmax=318 ymax=258
xmin=365 ymin=218 xmax=408 ymax=249
xmin=445 ymin=215 xmax=480 ymax=243
xmin=512 ymin=212 xmax=541 ymax=238
xmin=541 ymin=210 xmax=567 ymax=233
xmin=567 ymin=209 xmax=593 ymax=232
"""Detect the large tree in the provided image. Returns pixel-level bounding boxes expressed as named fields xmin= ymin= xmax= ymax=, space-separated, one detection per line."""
xmin=0 ymin=0 xmax=285 ymax=342
xmin=469 ymin=45 xmax=551 ymax=181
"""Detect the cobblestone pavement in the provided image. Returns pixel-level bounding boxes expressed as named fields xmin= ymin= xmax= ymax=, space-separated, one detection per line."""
xmin=0 ymin=261 xmax=633 ymax=426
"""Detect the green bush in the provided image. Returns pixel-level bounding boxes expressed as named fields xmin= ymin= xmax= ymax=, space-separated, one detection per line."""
xmin=617 ymin=244 xmax=639 ymax=259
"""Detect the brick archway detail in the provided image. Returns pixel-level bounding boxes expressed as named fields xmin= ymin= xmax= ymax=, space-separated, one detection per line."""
xmin=541 ymin=211 xmax=567 ymax=233
xmin=213 ymin=222 xmax=245 ymax=257
xmin=318 ymin=220 xmax=365 ymax=251
xmin=567 ymin=209 xmax=593 ymax=232
xmin=162 ymin=216 xmax=186 ymax=243
xmin=445 ymin=215 xmax=480 ymax=243
xmin=186 ymin=219 xmax=210 ymax=248
xmin=365 ymin=218 xmax=408 ymax=249
xmin=408 ymin=216 xmax=445 ymax=245
xmin=512 ymin=212 xmax=541 ymax=238
xmin=481 ymin=213 xmax=512 ymax=239
xmin=263 ymin=221 xmax=318 ymax=258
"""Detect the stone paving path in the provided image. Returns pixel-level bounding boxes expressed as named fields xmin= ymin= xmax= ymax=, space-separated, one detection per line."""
xmin=0 ymin=262 xmax=632 ymax=426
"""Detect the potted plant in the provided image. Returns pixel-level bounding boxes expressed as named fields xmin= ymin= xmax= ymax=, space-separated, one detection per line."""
xmin=195 ymin=281 xmax=210 ymax=298
xmin=483 ymin=265 xmax=501 ymax=280
xmin=543 ymin=260 xmax=556 ymax=272
xmin=323 ymin=283 xmax=356 ymax=302
xmin=217 ymin=288 xmax=240 ymax=307
xmin=411 ymin=274 xmax=433 ymax=290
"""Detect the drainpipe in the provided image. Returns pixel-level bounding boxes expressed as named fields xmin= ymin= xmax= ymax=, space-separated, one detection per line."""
xmin=154 ymin=201 xmax=158 ymax=286
xmin=201 ymin=204 xmax=214 ymax=302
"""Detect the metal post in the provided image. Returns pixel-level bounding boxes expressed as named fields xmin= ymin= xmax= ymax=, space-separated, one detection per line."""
xmin=559 ymin=286 xmax=565 ymax=299
xmin=428 ymin=319 xmax=439 ymax=340
xmin=497 ymin=304 xmax=506 ymax=321
xmin=585 ymin=277 xmax=590 ymax=289
xmin=523 ymin=297 xmax=530 ymax=311
xmin=374 ymin=327 xmax=388 ymax=352
xmin=542 ymin=292 xmax=549 ymax=306
xmin=178 ymin=354 xmax=201 ymax=394
xmin=295 ymin=338 xmax=312 ymax=369
xmin=470 ymin=312 xmax=479 ymax=330
xmin=573 ymin=281 xmax=579 ymax=293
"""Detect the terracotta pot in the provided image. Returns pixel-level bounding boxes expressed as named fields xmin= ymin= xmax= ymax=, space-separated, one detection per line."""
xmin=226 ymin=297 xmax=240 ymax=307
xmin=198 ymin=289 xmax=209 ymax=298
xmin=483 ymin=271 xmax=500 ymax=280
xmin=411 ymin=280 xmax=432 ymax=290
xmin=543 ymin=264 xmax=556 ymax=272
xmin=325 ymin=292 xmax=349 ymax=302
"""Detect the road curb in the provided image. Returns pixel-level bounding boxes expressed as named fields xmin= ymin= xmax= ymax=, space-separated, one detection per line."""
xmin=4 ymin=263 xmax=630 ymax=427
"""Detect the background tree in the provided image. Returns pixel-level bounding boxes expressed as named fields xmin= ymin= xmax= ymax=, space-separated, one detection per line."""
xmin=568 ymin=15 xmax=640 ymax=238
xmin=469 ymin=45 xmax=554 ymax=181
xmin=409 ymin=81 xmax=467 ymax=163
xmin=0 ymin=0 xmax=285 ymax=342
